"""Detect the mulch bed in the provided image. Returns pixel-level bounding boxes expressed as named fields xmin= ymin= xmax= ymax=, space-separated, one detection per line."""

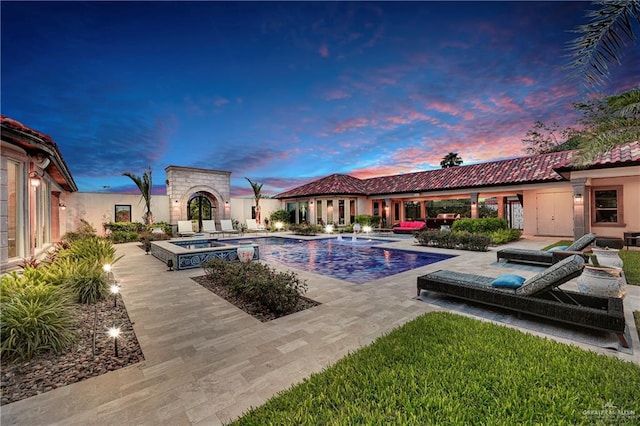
xmin=1 ymin=296 xmax=144 ymax=406
xmin=192 ymin=275 xmax=320 ymax=322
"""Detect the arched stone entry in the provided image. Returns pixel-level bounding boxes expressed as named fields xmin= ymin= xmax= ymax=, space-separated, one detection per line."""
xmin=165 ymin=166 xmax=231 ymax=231
xmin=187 ymin=191 xmax=217 ymax=232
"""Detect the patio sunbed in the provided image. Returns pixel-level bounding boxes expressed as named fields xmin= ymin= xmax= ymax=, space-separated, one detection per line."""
xmin=220 ymin=219 xmax=240 ymax=237
xmin=177 ymin=220 xmax=195 ymax=237
xmin=245 ymin=219 xmax=268 ymax=235
xmin=202 ymin=220 xmax=223 ymax=237
xmin=417 ymin=254 xmax=628 ymax=347
xmin=496 ymin=233 xmax=596 ymax=265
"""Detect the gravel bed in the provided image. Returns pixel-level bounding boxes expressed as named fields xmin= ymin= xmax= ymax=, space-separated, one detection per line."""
xmin=1 ymin=295 xmax=144 ymax=405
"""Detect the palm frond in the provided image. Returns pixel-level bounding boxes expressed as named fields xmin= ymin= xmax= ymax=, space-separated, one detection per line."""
xmin=565 ymin=1 xmax=640 ymax=88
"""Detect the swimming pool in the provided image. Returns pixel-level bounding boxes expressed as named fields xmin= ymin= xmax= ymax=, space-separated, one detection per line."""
xmin=224 ymin=237 xmax=455 ymax=284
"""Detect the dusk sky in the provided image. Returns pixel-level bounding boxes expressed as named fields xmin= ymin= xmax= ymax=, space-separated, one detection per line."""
xmin=2 ymin=1 xmax=638 ymax=197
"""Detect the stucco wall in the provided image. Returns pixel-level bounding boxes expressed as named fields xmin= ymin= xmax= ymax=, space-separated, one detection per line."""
xmin=230 ymin=198 xmax=282 ymax=226
xmin=589 ymin=175 xmax=640 ymax=238
xmin=65 ymin=192 xmax=170 ymax=236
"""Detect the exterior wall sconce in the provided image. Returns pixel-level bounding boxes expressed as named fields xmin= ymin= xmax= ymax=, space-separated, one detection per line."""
xmin=574 ymin=193 xmax=583 ymax=203
xmin=29 ymin=171 xmax=42 ymax=187
xmin=309 ymin=200 xmax=314 ymax=206
xmin=59 ymin=202 xmax=67 ymax=210
xmin=471 ymin=201 xmax=477 ymax=206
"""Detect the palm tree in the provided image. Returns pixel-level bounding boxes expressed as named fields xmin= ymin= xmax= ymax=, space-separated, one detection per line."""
xmin=566 ymin=1 xmax=640 ymax=88
xmin=123 ymin=167 xmax=153 ymax=225
xmin=440 ymin=152 xmax=463 ymax=168
xmin=245 ymin=177 xmax=263 ymax=225
xmin=574 ymin=86 xmax=640 ymax=166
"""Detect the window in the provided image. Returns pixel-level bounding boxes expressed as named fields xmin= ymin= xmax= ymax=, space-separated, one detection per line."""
xmin=316 ymin=200 xmax=322 ymax=225
xmin=404 ymin=201 xmax=421 ymax=220
xmin=593 ymin=187 xmax=623 ymax=225
xmin=338 ymin=200 xmax=345 ymax=224
xmin=115 ymin=205 xmax=132 ymax=222
xmin=7 ymin=160 xmax=22 ymax=258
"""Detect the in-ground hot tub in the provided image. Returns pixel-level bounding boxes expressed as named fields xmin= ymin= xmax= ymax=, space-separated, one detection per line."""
xmin=150 ymin=237 xmax=259 ymax=270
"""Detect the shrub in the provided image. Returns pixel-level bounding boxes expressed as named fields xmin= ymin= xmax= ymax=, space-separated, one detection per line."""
xmin=289 ymin=223 xmax=322 ymax=235
xmin=201 ymin=258 xmax=308 ymax=315
xmin=270 ymin=209 xmax=290 ymax=225
xmin=57 ymin=236 xmax=121 ymax=266
xmin=61 ymin=219 xmax=96 ymax=242
xmin=452 ymin=218 xmax=508 ymax=234
xmin=0 ymin=273 xmax=76 ymax=361
xmin=414 ymin=230 xmax=491 ymax=251
xmin=103 ymin=222 xmax=146 ymax=234
xmin=65 ymin=260 xmax=109 ymax=304
xmin=109 ymin=231 xmax=140 ymax=244
xmin=490 ymin=228 xmax=522 ymax=245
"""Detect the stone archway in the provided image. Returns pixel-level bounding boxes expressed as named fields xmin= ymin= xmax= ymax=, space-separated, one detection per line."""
xmin=165 ymin=166 xmax=231 ymax=228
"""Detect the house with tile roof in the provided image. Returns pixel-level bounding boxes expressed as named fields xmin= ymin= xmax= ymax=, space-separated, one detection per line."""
xmin=275 ymin=142 xmax=640 ymax=241
xmin=1 ymin=115 xmax=78 ymax=271
xmin=2 ymin=114 xmax=638 ymax=270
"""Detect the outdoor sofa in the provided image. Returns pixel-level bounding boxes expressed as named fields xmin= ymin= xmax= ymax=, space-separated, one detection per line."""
xmin=496 ymin=233 xmax=596 ymax=266
xmin=392 ymin=220 xmax=426 ymax=234
xmin=417 ymin=254 xmax=628 ymax=347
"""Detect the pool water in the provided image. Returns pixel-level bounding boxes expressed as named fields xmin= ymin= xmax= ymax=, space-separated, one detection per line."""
xmin=224 ymin=237 xmax=455 ymax=284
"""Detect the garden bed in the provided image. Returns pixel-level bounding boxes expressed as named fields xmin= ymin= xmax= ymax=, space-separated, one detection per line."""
xmin=1 ymin=296 xmax=143 ymax=405
xmin=192 ymin=275 xmax=320 ymax=321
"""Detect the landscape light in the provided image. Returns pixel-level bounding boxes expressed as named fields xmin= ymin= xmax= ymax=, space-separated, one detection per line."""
xmin=110 ymin=284 xmax=120 ymax=307
xmin=325 ymin=225 xmax=334 ymax=234
xmin=167 ymin=259 xmax=174 ymax=271
xmin=275 ymin=221 xmax=284 ymax=231
xmin=107 ymin=326 xmax=121 ymax=357
xmin=363 ymin=225 xmax=372 ymax=234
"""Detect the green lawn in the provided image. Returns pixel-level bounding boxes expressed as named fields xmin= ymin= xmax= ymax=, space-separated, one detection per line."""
xmin=231 ymin=312 xmax=640 ymax=425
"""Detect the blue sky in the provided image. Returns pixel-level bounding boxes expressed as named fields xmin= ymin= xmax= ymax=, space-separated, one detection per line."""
xmin=2 ymin=1 xmax=638 ymax=197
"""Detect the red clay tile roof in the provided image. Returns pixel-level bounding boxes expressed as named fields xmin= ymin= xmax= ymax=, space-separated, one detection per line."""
xmin=275 ymin=142 xmax=639 ymax=199
xmin=277 ymin=173 xmax=367 ymax=198
xmin=1 ymin=115 xmax=54 ymax=144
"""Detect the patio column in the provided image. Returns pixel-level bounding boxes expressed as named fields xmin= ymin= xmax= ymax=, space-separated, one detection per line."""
xmin=497 ymin=196 xmax=506 ymax=219
xmin=470 ymin=193 xmax=479 ymax=219
xmin=572 ymin=178 xmax=590 ymax=240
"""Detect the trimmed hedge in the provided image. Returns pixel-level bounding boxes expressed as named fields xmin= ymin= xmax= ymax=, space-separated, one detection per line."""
xmin=452 ymin=217 xmax=508 ymax=233
xmin=289 ymin=223 xmax=323 ymax=235
xmin=415 ymin=230 xmax=491 ymax=251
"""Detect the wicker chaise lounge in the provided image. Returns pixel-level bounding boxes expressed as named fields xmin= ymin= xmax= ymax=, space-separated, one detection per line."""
xmin=496 ymin=233 xmax=596 ymax=265
xmin=417 ymin=255 xmax=628 ymax=347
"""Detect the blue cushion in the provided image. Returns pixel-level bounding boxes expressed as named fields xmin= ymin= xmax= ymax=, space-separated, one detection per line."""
xmin=491 ymin=274 xmax=526 ymax=288
xmin=547 ymin=245 xmax=568 ymax=253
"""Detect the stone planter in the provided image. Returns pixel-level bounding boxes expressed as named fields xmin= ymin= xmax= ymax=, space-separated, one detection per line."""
xmin=591 ymin=248 xmax=623 ymax=269
xmin=576 ymin=266 xmax=627 ymax=298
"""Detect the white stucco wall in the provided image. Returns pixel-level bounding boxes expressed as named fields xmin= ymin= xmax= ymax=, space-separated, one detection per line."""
xmin=65 ymin=192 xmax=170 ymax=236
xmin=230 ymin=198 xmax=282 ymax=226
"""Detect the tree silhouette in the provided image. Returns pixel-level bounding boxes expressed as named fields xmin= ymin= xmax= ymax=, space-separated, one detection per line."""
xmin=566 ymin=1 xmax=640 ymax=89
xmin=245 ymin=177 xmax=263 ymax=224
xmin=123 ymin=167 xmax=153 ymax=225
xmin=440 ymin=152 xmax=463 ymax=168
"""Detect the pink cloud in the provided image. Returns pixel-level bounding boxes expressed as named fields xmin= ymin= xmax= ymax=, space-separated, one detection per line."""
xmin=319 ymin=43 xmax=329 ymax=58
xmin=333 ymin=117 xmax=369 ymax=133
xmin=322 ymin=89 xmax=351 ymax=101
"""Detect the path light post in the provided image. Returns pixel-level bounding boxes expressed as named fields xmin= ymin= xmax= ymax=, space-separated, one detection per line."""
xmin=108 ymin=326 xmax=121 ymax=357
xmin=167 ymin=259 xmax=174 ymax=271
xmin=110 ymin=284 xmax=120 ymax=307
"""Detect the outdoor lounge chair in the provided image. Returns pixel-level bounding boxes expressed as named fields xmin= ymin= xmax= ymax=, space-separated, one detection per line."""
xmin=177 ymin=220 xmax=195 ymax=237
xmin=417 ymin=255 xmax=628 ymax=347
xmin=202 ymin=220 xmax=222 ymax=237
xmin=220 ymin=219 xmax=240 ymax=237
xmin=496 ymin=233 xmax=596 ymax=265
xmin=245 ymin=219 xmax=268 ymax=235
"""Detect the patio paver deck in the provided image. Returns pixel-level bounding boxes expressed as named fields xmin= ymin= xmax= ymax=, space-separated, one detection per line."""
xmin=2 ymin=236 xmax=638 ymax=425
